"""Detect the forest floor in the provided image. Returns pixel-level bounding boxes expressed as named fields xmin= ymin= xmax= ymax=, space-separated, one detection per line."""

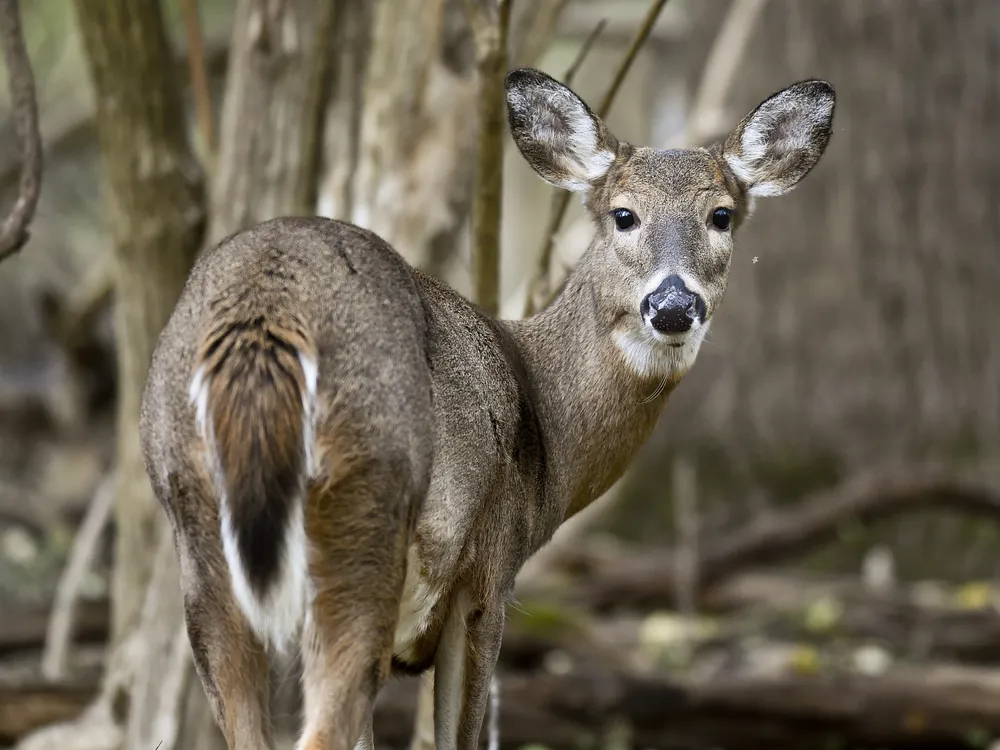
xmin=6 ymin=465 xmax=1000 ymax=750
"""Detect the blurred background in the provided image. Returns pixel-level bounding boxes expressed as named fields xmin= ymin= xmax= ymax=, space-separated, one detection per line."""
xmin=2 ymin=0 xmax=1000 ymax=749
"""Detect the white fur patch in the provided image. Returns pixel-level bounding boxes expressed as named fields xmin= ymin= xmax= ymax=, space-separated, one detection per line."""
xmin=189 ymin=365 xmax=224 ymax=495
xmin=299 ymin=352 xmax=319 ymax=477
xmin=189 ymin=365 xmax=211 ymax=445
xmin=220 ymin=498 xmax=309 ymax=653
xmin=614 ymin=318 xmax=711 ymax=380
xmin=188 ymin=353 xmax=316 ymax=653
xmin=392 ymin=544 xmax=443 ymax=659
xmin=558 ymin=102 xmax=615 ymax=192
xmin=726 ymin=85 xmax=834 ymax=197
xmin=725 ymin=152 xmax=756 ymax=186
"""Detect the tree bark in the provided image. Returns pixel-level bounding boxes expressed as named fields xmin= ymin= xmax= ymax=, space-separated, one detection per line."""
xmin=122 ymin=1 xmax=338 ymax=747
xmin=9 ymin=3 xmax=208 ymax=749
xmin=14 ymin=2 xmax=334 ymax=749
xmin=345 ymin=0 xmax=479 ymax=279
xmin=70 ymin=0 xmax=207 ymax=651
xmin=207 ymin=0 xmax=329 ymax=243
xmin=319 ymin=0 xmax=571 ymax=291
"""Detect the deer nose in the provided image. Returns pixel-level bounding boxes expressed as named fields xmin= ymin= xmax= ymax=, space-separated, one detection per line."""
xmin=640 ymin=275 xmax=706 ymax=334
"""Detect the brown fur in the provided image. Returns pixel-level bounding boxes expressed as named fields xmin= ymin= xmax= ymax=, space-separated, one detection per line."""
xmin=139 ymin=69 xmax=834 ymax=750
xmin=196 ymin=307 xmax=314 ymax=594
xmin=170 ymin=474 xmax=273 ymax=748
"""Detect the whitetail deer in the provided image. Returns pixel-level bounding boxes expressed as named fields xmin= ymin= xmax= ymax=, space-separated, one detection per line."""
xmin=139 ymin=68 xmax=835 ymax=750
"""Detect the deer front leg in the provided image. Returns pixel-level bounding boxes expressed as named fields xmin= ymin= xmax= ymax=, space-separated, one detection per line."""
xmin=434 ymin=595 xmax=504 ymax=750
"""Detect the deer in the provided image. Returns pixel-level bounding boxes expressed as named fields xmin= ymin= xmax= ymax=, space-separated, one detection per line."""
xmin=139 ymin=68 xmax=835 ymax=750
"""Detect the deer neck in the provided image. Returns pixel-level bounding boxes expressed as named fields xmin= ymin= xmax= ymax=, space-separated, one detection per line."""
xmin=505 ymin=253 xmax=682 ymax=524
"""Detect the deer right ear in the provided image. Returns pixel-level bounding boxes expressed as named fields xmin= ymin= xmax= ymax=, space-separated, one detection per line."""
xmin=505 ymin=68 xmax=619 ymax=193
xmin=722 ymin=80 xmax=836 ymax=198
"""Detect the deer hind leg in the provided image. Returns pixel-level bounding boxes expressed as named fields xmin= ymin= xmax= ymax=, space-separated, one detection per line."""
xmin=295 ymin=450 xmax=418 ymax=750
xmin=172 ymin=478 xmax=274 ymax=750
xmin=434 ymin=597 xmax=505 ymax=750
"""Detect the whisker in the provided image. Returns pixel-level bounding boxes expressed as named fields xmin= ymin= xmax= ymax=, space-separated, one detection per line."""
xmin=639 ymin=372 xmax=669 ymax=404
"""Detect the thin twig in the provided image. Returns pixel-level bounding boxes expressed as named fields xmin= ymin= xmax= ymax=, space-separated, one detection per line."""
xmin=0 ymin=0 xmax=43 ymax=262
xmin=564 ymin=18 xmax=607 ymax=85
xmin=672 ymin=453 xmax=698 ymax=617
xmin=594 ymin=0 xmax=670 ymax=118
xmin=41 ymin=476 xmax=115 ymax=681
xmin=295 ymin=0 xmax=339 ymax=214
xmin=675 ymin=0 xmax=769 ymax=148
xmin=180 ymin=0 xmax=215 ymax=164
xmin=511 ymin=0 xmax=571 ymax=69
xmin=523 ymin=0 xmax=674 ymax=317
xmin=465 ymin=0 xmax=513 ymax=316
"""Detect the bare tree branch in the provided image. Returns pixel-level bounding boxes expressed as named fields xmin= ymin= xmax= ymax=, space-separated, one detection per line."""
xmin=41 ymin=477 xmax=115 ymax=681
xmin=510 ymin=0 xmax=571 ymax=69
xmin=523 ymin=0 xmax=674 ymax=317
xmin=0 ymin=0 xmax=42 ymax=262
xmin=563 ymin=18 xmax=606 ymax=86
xmin=179 ymin=0 xmax=214 ymax=163
xmin=464 ymin=0 xmax=513 ymax=316
xmin=554 ymin=464 xmax=1000 ymax=612
xmin=674 ymin=0 xmax=769 ymax=148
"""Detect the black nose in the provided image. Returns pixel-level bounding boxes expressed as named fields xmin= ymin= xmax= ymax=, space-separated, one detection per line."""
xmin=640 ymin=275 xmax=706 ymax=334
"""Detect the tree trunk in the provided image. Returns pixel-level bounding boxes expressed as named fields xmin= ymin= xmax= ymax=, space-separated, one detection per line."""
xmin=16 ymin=1 xmax=333 ymax=748
xmin=70 ymin=0 xmax=207 ymax=652
xmin=319 ymin=0 xmax=571 ymax=293
xmin=124 ymin=1 xmax=337 ymax=747
xmin=345 ymin=0 xmax=479 ymax=281
xmin=10 ymin=2 xmax=207 ymax=749
xmin=615 ymin=0 xmax=1000 ymax=581
xmin=207 ymin=0 xmax=332 ymax=243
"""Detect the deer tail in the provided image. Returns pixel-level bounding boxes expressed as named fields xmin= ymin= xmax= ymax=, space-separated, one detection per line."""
xmin=188 ymin=314 xmax=317 ymax=651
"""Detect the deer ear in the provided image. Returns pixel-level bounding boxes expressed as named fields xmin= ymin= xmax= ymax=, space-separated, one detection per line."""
xmin=505 ymin=68 xmax=619 ymax=193
xmin=723 ymin=80 xmax=836 ymax=198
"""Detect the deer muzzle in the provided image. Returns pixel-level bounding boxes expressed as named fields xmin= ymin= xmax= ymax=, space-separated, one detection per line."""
xmin=640 ymin=274 xmax=706 ymax=335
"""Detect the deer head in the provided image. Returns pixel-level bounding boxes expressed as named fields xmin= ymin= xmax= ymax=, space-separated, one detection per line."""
xmin=506 ymin=68 xmax=836 ymax=380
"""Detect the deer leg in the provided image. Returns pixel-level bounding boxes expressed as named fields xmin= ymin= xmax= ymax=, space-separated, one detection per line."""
xmin=172 ymin=481 xmax=273 ymax=750
xmin=434 ymin=597 xmax=505 ymax=750
xmin=457 ymin=606 xmax=504 ymax=750
xmin=296 ymin=457 xmax=414 ymax=750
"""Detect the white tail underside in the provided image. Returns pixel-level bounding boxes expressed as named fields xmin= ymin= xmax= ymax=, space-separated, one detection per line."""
xmin=188 ymin=353 xmax=319 ymax=652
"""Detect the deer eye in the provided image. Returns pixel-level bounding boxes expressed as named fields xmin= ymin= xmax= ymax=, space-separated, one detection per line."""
xmin=611 ymin=208 xmax=638 ymax=231
xmin=711 ymin=207 xmax=733 ymax=231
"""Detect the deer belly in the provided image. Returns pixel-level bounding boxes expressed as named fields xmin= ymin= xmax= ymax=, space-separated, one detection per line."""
xmin=392 ymin=546 xmax=442 ymax=659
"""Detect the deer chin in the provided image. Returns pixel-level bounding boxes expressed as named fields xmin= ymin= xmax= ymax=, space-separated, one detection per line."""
xmin=614 ymin=318 xmax=711 ymax=380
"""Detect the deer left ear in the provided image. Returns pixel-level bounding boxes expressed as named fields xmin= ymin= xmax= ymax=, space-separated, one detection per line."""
xmin=722 ymin=80 xmax=836 ymax=198
xmin=505 ymin=68 xmax=620 ymax=193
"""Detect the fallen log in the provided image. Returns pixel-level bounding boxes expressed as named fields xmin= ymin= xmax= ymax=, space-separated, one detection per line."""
xmin=0 ymin=680 xmax=95 ymax=745
xmin=0 ymin=599 xmax=107 ymax=656
xmin=381 ymin=664 xmax=1000 ymax=750
xmin=706 ymin=571 xmax=1000 ymax=663
xmin=8 ymin=659 xmax=1000 ymax=749
xmin=8 ymin=567 xmax=1000 ymax=676
xmin=532 ymin=465 xmax=1000 ymax=612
